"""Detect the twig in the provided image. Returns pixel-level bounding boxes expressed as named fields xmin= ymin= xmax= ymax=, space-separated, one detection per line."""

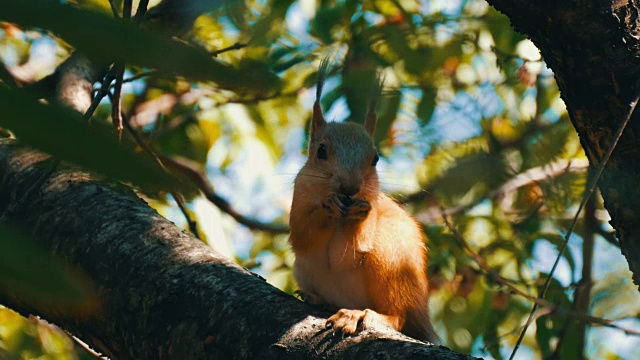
xmin=157 ymin=155 xmax=290 ymax=234
xmin=219 ymin=90 xmax=298 ymax=105
xmin=110 ymin=0 xmax=133 ymax=139
xmin=111 ymin=63 xmax=125 ymax=138
xmin=172 ymin=192 xmax=200 ymax=240
xmin=572 ymin=179 xmax=596 ymax=358
xmin=122 ymin=0 xmax=132 ymax=18
xmin=509 ymin=87 xmax=640 ymax=359
xmin=440 ymin=210 xmax=640 ymax=338
xmin=120 ymin=70 xmax=158 ymax=86
xmin=84 ymin=68 xmax=117 ymax=120
xmin=108 ymin=0 xmax=119 ymax=17
xmin=212 ymin=42 xmax=247 ymax=57
xmin=134 ymin=0 xmax=149 ymax=23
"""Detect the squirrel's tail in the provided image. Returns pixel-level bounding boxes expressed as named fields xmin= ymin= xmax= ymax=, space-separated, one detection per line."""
xmin=404 ymin=304 xmax=441 ymax=344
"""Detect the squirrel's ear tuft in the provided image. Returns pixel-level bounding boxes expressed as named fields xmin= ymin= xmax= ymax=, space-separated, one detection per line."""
xmin=364 ymin=72 xmax=384 ymax=137
xmin=312 ymin=56 xmax=332 ymax=138
xmin=312 ymin=100 xmax=325 ymax=137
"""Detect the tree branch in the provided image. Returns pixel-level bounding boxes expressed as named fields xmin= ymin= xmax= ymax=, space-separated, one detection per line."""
xmin=413 ymin=158 xmax=589 ymax=224
xmin=0 ymin=139 xmax=470 ymax=359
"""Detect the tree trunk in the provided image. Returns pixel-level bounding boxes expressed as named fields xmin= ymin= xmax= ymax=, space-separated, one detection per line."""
xmin=0 ymin=139 xmax=472 ymax=359
xmin=486 ymin=0 xmax=640 ymax=288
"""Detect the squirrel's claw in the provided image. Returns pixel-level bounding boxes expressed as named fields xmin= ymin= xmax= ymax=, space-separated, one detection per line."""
xmin=326 ymin=309 xmax=369 ymax=336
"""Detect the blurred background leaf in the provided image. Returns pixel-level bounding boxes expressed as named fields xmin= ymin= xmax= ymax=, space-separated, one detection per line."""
xmin=0 ymin=223 xmax=97 ymax=313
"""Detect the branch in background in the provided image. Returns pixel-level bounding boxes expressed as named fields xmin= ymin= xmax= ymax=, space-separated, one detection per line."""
xmin=108 ymin=0 xmax=119 ymax=17
xmin=440 ymin=209 xmax=640 ymax=338
xmin=212 ymin=42 xmax=247 ymax=56
xmin=413 ymin=158 xmax=590 ymax=224
xmin=117 ymin=70 xmax=159 ymax=87
xmin=571 ymin=178 xmax=597 ymax=359
xmin=172 ymin=192 xmax=201 ymax=240
xmin=134 ymin=0 xmax=149 ymax=23
xmin=110 ymin=42 xmax=244 ymax=89
xmin=216 ymin=89 xmax=301 ymax=106
xmin=111 ymin=63 xmax=125 ymax=136
xmin=110 ymin=0 xmax=133 ymax=138
xmin=158 ymin=154 xmax=290 ymax=234
xmin=84 ymin=68 xmax=117 ymax=120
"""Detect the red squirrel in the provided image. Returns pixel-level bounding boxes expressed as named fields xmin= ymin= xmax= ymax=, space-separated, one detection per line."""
xmin=288 ymin=59 xmax=439 ymax=343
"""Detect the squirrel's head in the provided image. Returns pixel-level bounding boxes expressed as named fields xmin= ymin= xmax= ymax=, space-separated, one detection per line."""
xmin=299 ymin=57 xmax=382 ymax=199
xmin=304 ymin=102 xmax=379 ymax=199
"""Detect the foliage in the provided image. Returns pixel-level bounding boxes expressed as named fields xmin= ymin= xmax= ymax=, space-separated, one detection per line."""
xmin=1 ymin=0 xmax=639 ymax=359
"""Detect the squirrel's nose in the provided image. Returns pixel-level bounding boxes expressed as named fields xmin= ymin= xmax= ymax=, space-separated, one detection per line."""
xmin=340 ymin=183 xmax=361 ymax=197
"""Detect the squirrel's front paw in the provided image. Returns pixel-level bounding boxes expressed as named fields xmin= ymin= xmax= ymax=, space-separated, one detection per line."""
xmin=346 ymin=199 xmax=371 ymax=220
xmin=323 ymin=193 xmax=349 ymax=217
xmin=326 ymin=309 xmax=370 ymax=336
xmin=323 ymin=194 xmax=370 ymax=219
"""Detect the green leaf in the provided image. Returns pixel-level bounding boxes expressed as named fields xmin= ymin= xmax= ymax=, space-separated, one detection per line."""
xmin=0 ymin=223 xmax=96 ymax=312
xmin=320 ymin=85 xmax=344 ymax=114
xmin=0 ymin=86 xmax=190 ymax=193
xmin=374 ymin=90 xmax=401 ymax=145
xmin=431 ymin=151 xmax=506 ymax=203
xmin=1 ymin=0 xmax=280 ymax=93
xmin=534 ymin=277 xmax=573 ymax=358
xmin=246 ymin=0 xmax=295 ymax=46
xmin=417 ymin=88 xmax=437 ymax=125
xmin=155 ymin=117 xmax=212 ymax=165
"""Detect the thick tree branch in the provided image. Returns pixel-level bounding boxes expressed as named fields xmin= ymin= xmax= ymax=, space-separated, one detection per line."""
xmin=0 ymin=139 xmax=470 ymax=359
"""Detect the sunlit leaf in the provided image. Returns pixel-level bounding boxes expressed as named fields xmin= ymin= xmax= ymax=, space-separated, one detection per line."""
xmin=417 ymin=88 xmax=437 ymax=125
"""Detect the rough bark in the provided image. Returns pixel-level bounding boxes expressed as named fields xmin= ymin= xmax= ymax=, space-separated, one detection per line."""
xmin=0 ymin=139 xmax=473 ymax=359
xmin=485 ymin=0 xmax=640 ymax=287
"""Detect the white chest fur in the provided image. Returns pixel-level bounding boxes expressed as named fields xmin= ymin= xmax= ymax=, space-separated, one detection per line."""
xmin=293 ymin=235 xmax=370 ymax=310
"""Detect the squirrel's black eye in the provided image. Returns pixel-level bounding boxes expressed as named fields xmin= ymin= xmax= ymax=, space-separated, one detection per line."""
xmin=372 ymin=152 xmax=379 ymax=166
xmin=317 ymin=144 xmax=328 ymax=160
